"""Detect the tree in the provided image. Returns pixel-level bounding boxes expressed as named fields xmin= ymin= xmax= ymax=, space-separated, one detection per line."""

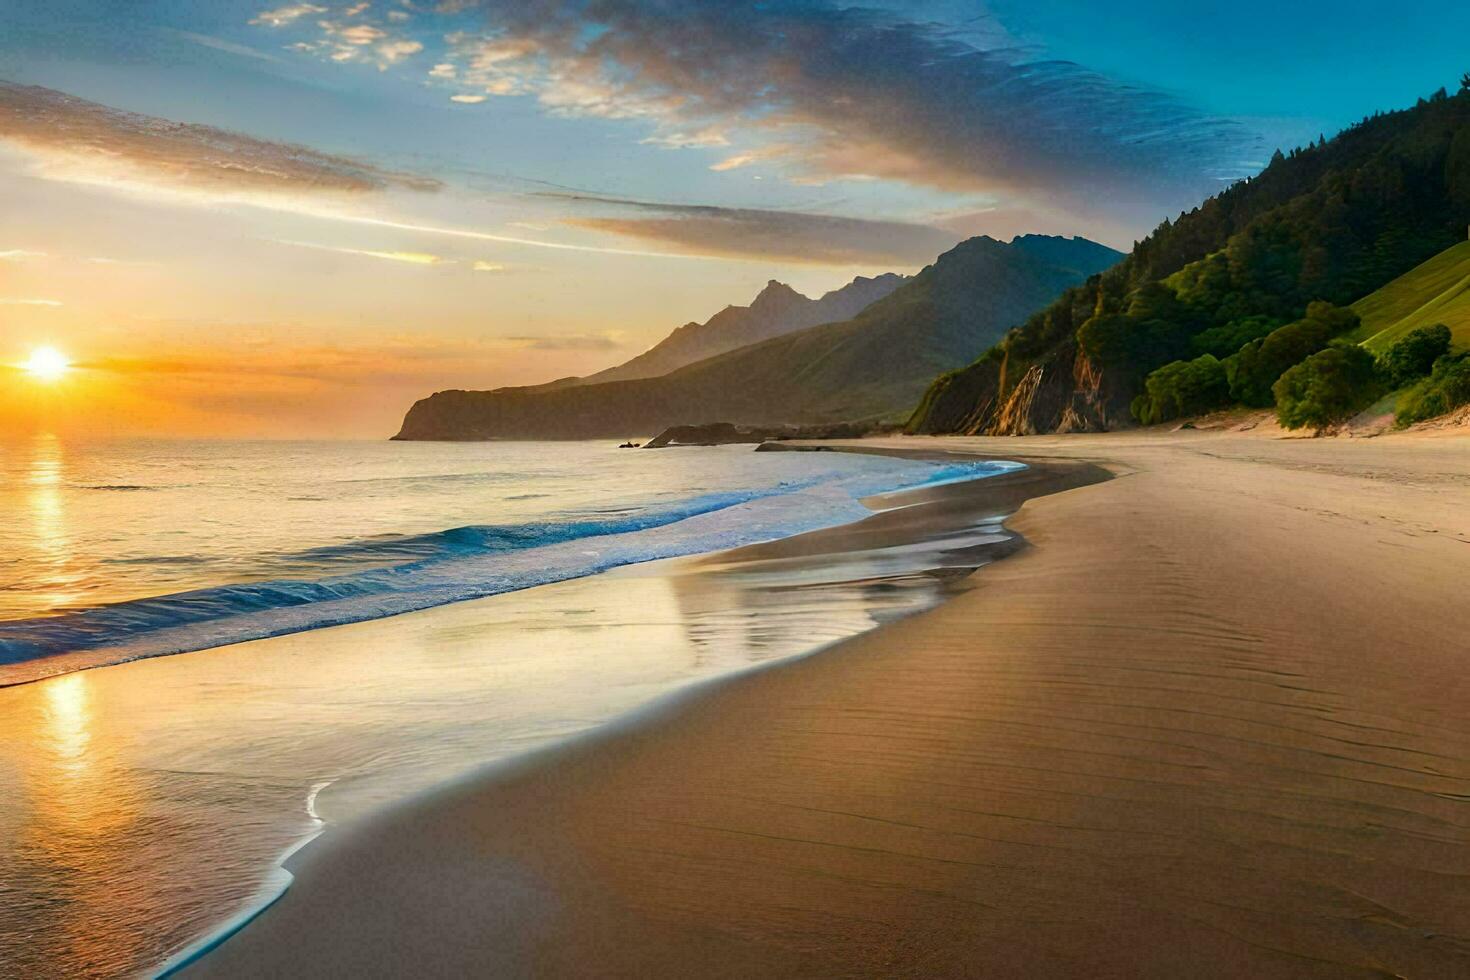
xmin=1225 ymin=302 xmax=1360 ymax=406
xmin=1273 ymin=344 xmax=1382 ymax=430
xmin=1461 ymin=71 xmax=1470 ymax=93
xmin=1378 ymin=323 xmax=1452 ymax=386
xmin=1190 ymin=315 xmax=1284 ymax=358
xmin=1133 ymin=355 xmax=1230 ymax=425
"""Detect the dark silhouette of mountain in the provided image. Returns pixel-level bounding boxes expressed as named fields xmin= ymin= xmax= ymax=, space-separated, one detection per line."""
xmin=394 ymin=235 xmax=1121 ymax=440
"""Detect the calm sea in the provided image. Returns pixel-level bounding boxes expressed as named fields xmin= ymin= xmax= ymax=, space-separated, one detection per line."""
xmin=0 ymin=437 xmax=1016 ymax=977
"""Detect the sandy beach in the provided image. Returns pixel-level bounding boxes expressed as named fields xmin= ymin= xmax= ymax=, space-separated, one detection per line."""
xmin=189 ymin=429 xmax=1470 ymax=978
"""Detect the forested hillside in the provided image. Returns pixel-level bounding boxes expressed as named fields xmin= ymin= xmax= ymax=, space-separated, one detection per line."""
xmin=910 ymin=82 xmax=1470 ymax=435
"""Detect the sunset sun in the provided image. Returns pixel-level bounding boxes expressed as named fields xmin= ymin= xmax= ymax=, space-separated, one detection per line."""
xmin=22 ymin=346 xmax=70 ymax=382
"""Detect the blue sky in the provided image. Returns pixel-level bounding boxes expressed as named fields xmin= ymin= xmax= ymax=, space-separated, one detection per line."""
xmin=0 ymin=1 xmax=1465 ymax=435
xmin=987 ymin=0 xmax=1470 ymax=142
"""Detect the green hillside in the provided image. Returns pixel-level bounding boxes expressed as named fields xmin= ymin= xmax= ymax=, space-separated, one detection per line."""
xmin=1349 ymin=240 xmax=1470 ymax=352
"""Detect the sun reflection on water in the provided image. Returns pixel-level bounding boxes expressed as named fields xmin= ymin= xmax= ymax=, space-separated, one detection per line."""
xmin=42 ymin=672 xmax=93 ymax=774
xmin=26 ymin=433 xmax=84 ymax=611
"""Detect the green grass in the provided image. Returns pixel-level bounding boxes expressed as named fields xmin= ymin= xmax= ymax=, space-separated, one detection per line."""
xmin=1349 ymin=240 xmax=1470 ymax=354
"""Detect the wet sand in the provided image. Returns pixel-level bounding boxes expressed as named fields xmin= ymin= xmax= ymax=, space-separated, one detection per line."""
xmin=190 ymin=431 xmax=1470 ymax=978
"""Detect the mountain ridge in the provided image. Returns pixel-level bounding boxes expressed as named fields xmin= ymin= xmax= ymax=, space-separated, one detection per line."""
xmin=394 ymin=234 xmax=1122 ymax=440
xmin=552 ymin=273 xmax=909 ymax=389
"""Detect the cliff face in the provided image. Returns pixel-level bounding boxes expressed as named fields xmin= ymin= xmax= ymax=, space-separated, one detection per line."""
xmin=395 ymin=235 xmax=1121 ymax=441
xmin=908 ymin=343 xmax=1127 ymax=436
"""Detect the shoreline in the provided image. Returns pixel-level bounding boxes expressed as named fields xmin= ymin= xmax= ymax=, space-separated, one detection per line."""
xmin=177 ymin=451 xmax=1111 ymax=978
xmin=3 ymin=448 xmax=1046 ymax=980
xmin=159 ymin=452 xmax=1103 ymax=979
xmin=186 ymin=428 xmax=1470 ymax=978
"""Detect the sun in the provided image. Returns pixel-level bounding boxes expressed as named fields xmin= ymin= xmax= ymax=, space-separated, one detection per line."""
xmin=23 ymin=346 xmax=71 ymax=382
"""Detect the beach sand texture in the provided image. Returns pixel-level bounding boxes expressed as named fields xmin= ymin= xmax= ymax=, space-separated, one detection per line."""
xmin=190 ymin=431 xmax=1470 ymax=978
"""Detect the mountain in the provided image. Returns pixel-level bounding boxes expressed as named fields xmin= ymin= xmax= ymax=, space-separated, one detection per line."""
xmin=909 ymin=85 xmax=1470 ymax=435
xmin=394 ymin=235 xmax=1122 ymax=440
xmin=577 ymin=274 xmax=908 ymax=385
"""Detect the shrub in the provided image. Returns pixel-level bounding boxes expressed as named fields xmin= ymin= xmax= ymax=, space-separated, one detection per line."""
xmin=1395 ymin=353 xmax=1470 ymax=425
xmin=1226 ymin=301 xmax=1361 ymax=406
xmin=1273 ymin=343 xmax=1383 ymax=430
xmin=1133 ymin=355 xmax=1230 ymax=425
xmin=1378 ymin=323 xmax=1452 ymax=386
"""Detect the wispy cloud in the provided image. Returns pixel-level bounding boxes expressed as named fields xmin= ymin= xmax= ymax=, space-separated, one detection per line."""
xmin=0 ymin=81 xmax=441 ymax=198
xmin=257 ymin=4 xmax=426 ymax=69
xmin=0 ymin=298 xmax=63 ymax=307
xmin=249 ymin=4 xmax=327 ymax=28
xmin=0 ymin=249 xmax=46 ymax=261
xmin=274 ymin=240 xmax=448 ymax=264
xmin=376 ymin=39 xmax=424 ymax=65
xmin=311 ymin=212 xmax=721 ymax=261
xmin=504 ymin=332 xmax=622 ymax=351
xmin=413 ymin=2 xmax=1260 ymax=232
xmin=168 ymin=29 xmax=284 ymax=63
xmin=88 ymin=256 xmax=160 ymax=267
xmin=551 ymin=194 xmax=958 ymax=266
xmin=472 ymin=260 xmax=505 ymax=272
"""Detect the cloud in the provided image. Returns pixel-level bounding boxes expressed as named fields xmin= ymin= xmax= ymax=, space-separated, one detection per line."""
xmin=313 ymin=212 xmax=722 ymax=261
xmin=88 ymin=256 xmax=160 ymax=266
xmin=0 ymin=81 xmax=441 ymax=198
xmin=274 ymin=239 xmax=448 ymax=264
xmin=0 ymin=298 xmax=63 ymax=306
xmin=450 ymin=93 xmax=486 ymax=103
xmin=327 ymin=22 xmax=387 ymax=45
xmin=553 ymin=195 xmax=958 ymax=266
xmin=264 ymin=8 xmax=427 ymax=69
xmin=168 ymin=30 xmax=285 ymax=63
xmin=472 ymin=260 xmax=505 ymax=272
xmin=639 ymin=126 xmax=731 ymax=150
xmin=431 ymin=1 xmax=1260 ymax=233
xmin=0 ymin=249 xmax=45 ymax=261
xmin=376 ymin=39 xmax=424 ymax=65
xmin=503 ymin=333 xmax=622 ymax=351
xmin=249 ymin=4 xmax=327 ymax=28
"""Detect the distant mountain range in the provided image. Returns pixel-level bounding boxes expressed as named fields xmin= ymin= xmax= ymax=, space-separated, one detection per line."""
xmin=394 ymin=235 xmax=1122 ymax=440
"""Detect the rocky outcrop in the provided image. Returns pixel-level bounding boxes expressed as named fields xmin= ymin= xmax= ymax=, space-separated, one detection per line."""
xmin=906 ymin=343 xmax=1127 ymax=436
xmin=643 ymin=421 xmax=878 ymax=448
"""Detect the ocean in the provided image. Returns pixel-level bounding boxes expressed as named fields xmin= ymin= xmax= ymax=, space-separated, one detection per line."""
xmin=0 ymin=437 xmax=1017 ymax=977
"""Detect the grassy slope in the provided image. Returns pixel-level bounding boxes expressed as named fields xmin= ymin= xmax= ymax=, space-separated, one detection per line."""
xmin=1349 ymin=240 xmax=1470 ymax=352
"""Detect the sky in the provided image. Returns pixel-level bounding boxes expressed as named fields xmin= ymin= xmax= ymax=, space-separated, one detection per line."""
xmin=1 ymin=0 xmax=1467 ymax=437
